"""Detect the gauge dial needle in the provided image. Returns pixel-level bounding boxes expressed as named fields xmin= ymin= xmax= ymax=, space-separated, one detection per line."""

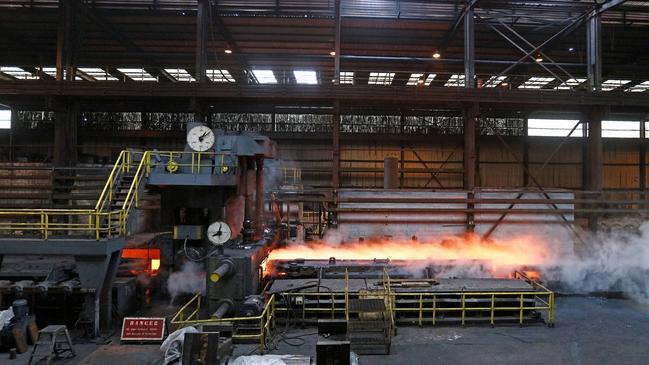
xmin=212 ymin=223 xmax=223 ymax=237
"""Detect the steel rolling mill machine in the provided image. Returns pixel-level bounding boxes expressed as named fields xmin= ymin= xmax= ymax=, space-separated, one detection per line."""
xmin=145 ymin=122 xmax=284 ymax=318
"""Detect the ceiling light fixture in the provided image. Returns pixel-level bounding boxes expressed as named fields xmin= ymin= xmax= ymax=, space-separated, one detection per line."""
xmin=432 ymin=51 xmax=441 ymax=59
xmin=224 ymin=49 xmax=233 ymax=54
xmin=535 ymin=54 xmax=543 ymax=62
xmin=329 ymin=51 xmax=336 ymax=56
xmin=568 ymin=47 xmax=575 ymax=52
xmin=501 ymin=82 xmax=509 ymax=87
xmin=416 ymin=78 xmax=425 ymax=85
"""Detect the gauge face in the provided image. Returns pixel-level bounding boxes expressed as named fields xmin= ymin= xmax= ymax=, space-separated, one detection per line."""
xmin=187 ymin=125 xmax=215 ymax=152
xmin=207 ymin=221 xmax=231 ymax=245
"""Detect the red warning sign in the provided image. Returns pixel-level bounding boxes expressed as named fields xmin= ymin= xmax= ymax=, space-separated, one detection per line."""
xmin=121 ymin=317 xmax=165 ymax=342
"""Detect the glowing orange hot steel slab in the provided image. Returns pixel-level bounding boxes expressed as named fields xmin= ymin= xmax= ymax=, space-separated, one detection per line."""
xmin=267 ymin=233 xmax=553 ymax=278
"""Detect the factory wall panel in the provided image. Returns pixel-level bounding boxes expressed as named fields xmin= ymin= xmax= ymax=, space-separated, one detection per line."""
xmin=527 ymin=138 xmax=583 ymax=189
xmin=603 ymin=142 xmax=640 ymax=189
xmin=478 ymin=139 xmax=524 ymax=188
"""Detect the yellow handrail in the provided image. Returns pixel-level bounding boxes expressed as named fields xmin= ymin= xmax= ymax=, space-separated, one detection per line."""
xmin=95 ymin=150 xmax=128 ymax=212
xmin=171 ymin=293 xmax=277 ymax=353
xmin=0 ymin=149 xmax=243 ymax=240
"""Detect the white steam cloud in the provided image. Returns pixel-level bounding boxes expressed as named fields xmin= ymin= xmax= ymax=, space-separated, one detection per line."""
xmin=167 ymin=261 xmax=206 ymax=302
xmin=545 ymin=222 xmax=649 ymax=303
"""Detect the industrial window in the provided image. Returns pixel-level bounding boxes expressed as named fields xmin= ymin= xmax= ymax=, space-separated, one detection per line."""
xmin=0 ymin=67 xmax=38 ymax=80
xmin=78 ymin=67 xmax=118 ymax=81
xmin=406 ymin=73 xmax=424 ymax=85
xmin=554 ymin=78 xmax=586 ymax=90
xmin=0 ymin=110 xmax=10 ymax=129
xmin=294 ymin=70 xmax=318 ymax=85
xmin=339 ymin=72 xmax=354 ymax=85
xmin=207 ymin=69 xmax=235 ymax=83
xmin=444 ymin=74 xmax=465 ymax=87
xmin=602 ymin=120 xmax=640 ymax=138
xmin=518 ymin=77 xmax=554 ymax=89
xmin=527 ymin=119 xmax=583 ymax=137
xmin=368 ymin=72 xmax=395 ymax=85
xmin=252 ymin=70 xmax=277 ymax=84
xmin=117 ymin=68 xmax=157 ymax=81
xmin=40 ymin=67 xmax=83 ymax=80
xmin=601 ymin=79 xmax=631 ymax=91
xmin=626 ymin=81 xmax=649 ymax=93
xmin=423 ymin=74 xmax=436 ymax=85
xmin=164 ymin=68 xmax=195 ymax=82
xmin=482 ymin=76 xmax=506 ymax=88
xmin=407 ymin=73 xmax=435 ymax=86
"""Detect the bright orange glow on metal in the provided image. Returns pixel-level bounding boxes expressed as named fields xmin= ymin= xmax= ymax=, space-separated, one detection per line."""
xmin=122 ymin=248 xmax=161 ymax=275
xmin=267 ymin=233 xmax=551 ymax=277
xmin=151 ymin=259 xmax=161 ymax=271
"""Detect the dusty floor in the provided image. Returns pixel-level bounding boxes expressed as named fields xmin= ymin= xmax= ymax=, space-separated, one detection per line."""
xmin=6 ymin=296 xmax=649 ymax=365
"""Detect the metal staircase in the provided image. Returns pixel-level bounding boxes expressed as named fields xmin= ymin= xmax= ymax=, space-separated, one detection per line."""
xmin=0 ymin=150 xmax=148 ymax=240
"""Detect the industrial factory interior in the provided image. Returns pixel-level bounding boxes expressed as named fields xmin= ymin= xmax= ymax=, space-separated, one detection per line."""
xmin=1 ymin=0 xmax=649 ymax=364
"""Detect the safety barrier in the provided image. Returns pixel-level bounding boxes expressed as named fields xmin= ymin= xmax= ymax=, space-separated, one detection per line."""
xmin=171 ymin=293 xmax=276 ymax=353
xmin=273 ymin=271 xmax=554 ymax=327
xmin=0 ymin=150 xmax=238 ymax=240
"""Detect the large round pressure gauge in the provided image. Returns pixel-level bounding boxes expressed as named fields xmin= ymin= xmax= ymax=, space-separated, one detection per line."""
xmin=207 ymin=221 xmax=231 ymax=245
xmin=187 ymin=125 xmax=215 ymax=152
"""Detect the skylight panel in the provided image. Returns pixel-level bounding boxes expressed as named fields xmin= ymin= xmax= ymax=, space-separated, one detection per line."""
xmin=601 ymin=79 xmax=631 ymax=91
xmin=252 ymin=70 xmax=277 ymax=84
xmin=117 ymin=68 xmax=157 ymax=81
xmin=41 ymin=67 xmax=58 ymax=78
xmin=444 ymin=74 xmax=465 ymax=87
xmin=164 ymin=68 xmax=195 ymax=82
xmin=207 ymin=69 xmax=235 ymax=83
xmin=339 ymin=71 xmax=354 ymax=85
xmin=294 ymin=70 xmax=318 ymax=85
xmin=518 ymin=77 xmax=554 ymax=89
xmin=406 ymin=73 xmax=424 ymax=86
xmin=368 ymin=72 xmax=395 ymax=85
xmin=625 ymin=81 xmax=649 ymax=93
xmin=79 ymin=67 xmax=118 ymax=81
xmin=483 ymin=75 xmax=507 ymax=88
xmin=424 ymin=74 xmax=436 ymax=86
xmin=554 ymin=78 xmax=586 ymax=90
xmin=0 ymin=67 xmax=38 ymax=80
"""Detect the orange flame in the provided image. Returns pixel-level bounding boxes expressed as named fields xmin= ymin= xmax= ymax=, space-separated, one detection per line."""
xmin=266 ymin=233 xmax=552 ymax=278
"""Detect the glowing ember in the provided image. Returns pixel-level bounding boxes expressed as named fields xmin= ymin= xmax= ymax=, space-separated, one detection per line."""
xmin=267 ymin=233 xmax=553 ymax=278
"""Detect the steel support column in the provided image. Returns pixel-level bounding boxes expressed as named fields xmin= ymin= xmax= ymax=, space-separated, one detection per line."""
xmin=640 ymin=119 xmax=646 ymax=194
xmin=463 ymin=103 xmax=478 ymax=232
xmin=334 ymin=0 xmax=341 ymax=84
xmin=464 ymin=3 xmax=475 ymax=89
xmin=523 ymin=117 xmax=530 ymax=186
xmin=332 ymin=100 xmax=341 ymax=189
xmin=196 ymin=0 xmax=209 ymax=83
xmin=54 ymin=102 xmax=78 ymax=167
xmin=255 ymin=156 xmax=264 ymax=240
xmin=587 ymin=12 xmax=602 ymax=91
xmin=463 ymin=104 xmax=478 ymax=189
xmin=56 ymin=0 xmax=79 ymax=81
xmin=586 ymin=107 xmax=604 ymax=231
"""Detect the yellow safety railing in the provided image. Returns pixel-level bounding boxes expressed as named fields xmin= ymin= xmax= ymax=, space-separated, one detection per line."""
xmin=0 ymin=150 xmax=238 ymax=240
xmin=171 ymin=293 xmax=276 ymax=353
xmin=147 ymin=151 xmax=237 ymax=175
xmin=272 ymin=272 xmax=554 ymax=328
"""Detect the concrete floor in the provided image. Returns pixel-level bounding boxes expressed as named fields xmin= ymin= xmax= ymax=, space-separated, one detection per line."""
xmin=6 ymin=296 xmax=649 ymax=365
